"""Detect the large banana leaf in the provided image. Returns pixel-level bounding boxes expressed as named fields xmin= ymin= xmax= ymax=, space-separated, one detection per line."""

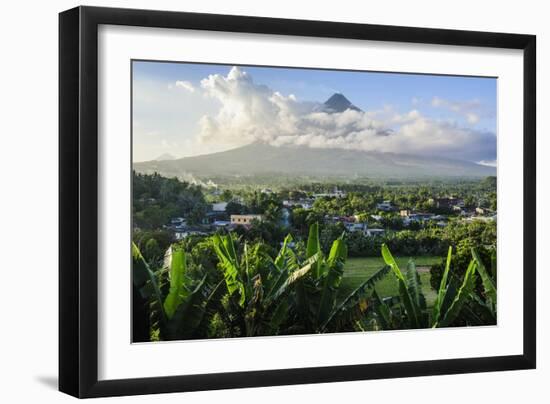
xmin=222 ymin=233 xmax=239 ymax=266
xmin=266 ymin=244 xmax=298 ymax=299
xmin=306 ymin=222 xmax=322 ymax=278
xmin=165 ymin=275 xmax=207 ymax=339
xmin=275 ymin=234 xmax=294 ymax=270
xmin=320 ymin=265 xmax=391 ymax=331
xmin=432 ymin=247 xmax=453 ymax=325
xmin=132 ymin=242 xmax=165 ymax=323
xmin=406 ymin=260 xmax=426 ymax=311
xmin=266 ymin=252 xmax=320 ymax=305
xmin=264 ymin=265 xmax=289 ymax=303
xmin=371 ymin=288 xmax=393 ymax=330
xmin=437 ymin=259 xmax=477 ymax=327
xmin=212 ymin=234 xmax=246 ymax=307
xmin=318 ymin=237 xmax=347 ymax=325
xmin=163 ymin=247 xmax=188 ymax=319
xmin=381 ymin=244 xmax=422 ymax=328
xmin=471 ymin=248 xmax=497 ymax=312
xmin=265 ymin=234 xmax=297 ymax=300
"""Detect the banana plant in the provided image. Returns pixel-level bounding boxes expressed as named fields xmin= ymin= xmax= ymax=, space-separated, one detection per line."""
xmin=132 ymin=242 xmax=223 ymax=341
xmin=211 ymin=232 xmax=320 ymax=337
xmin=369 ymin=289 xmax=400 ymax=330
xmin=379 ymin=244 xmax=483 ymax=329
xmin=457 ymin=248 xmax=497 ymax=325
xmin=132 ymin=242 xmax=165 ymax=341
xmin=291 ymin=223 xmax=391 ymax=333
xmin=471 ymin=248 xmax=497 ymax=316
xmin=319 ymin=265 xmax=390 ymax=332
xmin=434 ymin=257 xmax=477 ymax=327
xmin=161 ymin=246 xmax=225 ymax=340
xmin=381 ymin=244 xmax=427 ymax=328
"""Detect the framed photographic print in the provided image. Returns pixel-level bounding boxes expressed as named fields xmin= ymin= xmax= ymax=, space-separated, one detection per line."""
xmin=59 ymin=6 xmax=536 ymax=398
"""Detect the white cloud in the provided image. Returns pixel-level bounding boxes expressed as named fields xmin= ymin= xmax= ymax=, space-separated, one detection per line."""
xmin=465 ymin=113 xmax=480 ymax=124
xmin=190 ymin=66 xmax=496 ymax=162
xmin=175 ymin=80 xmax=195 ymax=92
xmin=430 ymin=96 xmax=489 ymax=124
xmin=477 ymin=160 xmax=497 ymax=167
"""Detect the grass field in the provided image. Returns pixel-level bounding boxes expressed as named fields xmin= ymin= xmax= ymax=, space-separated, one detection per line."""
xmin=338 ymin=256 xmax=443 ymax=307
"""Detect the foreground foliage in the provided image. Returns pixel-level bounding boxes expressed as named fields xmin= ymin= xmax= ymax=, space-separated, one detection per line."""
xmin=363 ymin=245 xmax=496 ymax=330
xmin=132 ymin=224 xmax=497 ymax=341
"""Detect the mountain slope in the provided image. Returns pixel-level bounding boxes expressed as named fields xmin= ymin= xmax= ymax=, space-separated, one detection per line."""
xmin=154 ymin=153 xmax=177 ymax=161
xmin=318 ymin=93 xmax=362 ymax=113
xmin=133 ymin=143 xmax=496 ymax=180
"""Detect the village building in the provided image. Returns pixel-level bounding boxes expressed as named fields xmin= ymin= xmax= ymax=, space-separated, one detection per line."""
xmin=402 ymin=212 xmax=435 ymax=226
xmin=344 ymin=222 xmax=368 ymax=233
xmin=170 ymin=217 xmax=186 ymax=227
xmin=370 ymin=214 xmax=383 ymax=222
xmin=463 ymin=214 xmax=497 ymax=223
xmin=283 ymin=199 xmax=314 ymax=209
xmin=430 ymin=197 xmax=465 ymax=210
xmin=205 ymin=211 xmax=227 ymax=224
xmin=212 ymin=220 xmax=231 ymax=228
xmin=211 ymin=202 xmax=228 ymax=212
xmin=313 ymin=187 xmax=346 ymax=199
xmin=376 ymin=201 xmax=394 ymax=212
xmin=230 ymin=214 xmax=264 ymax=226
xmin=475 ymin=207 xmax=494 ymax=215
xmin=365 ymin=228 xmax=385 ymax=237
xmin=174 ymin=228 xmax=208 ymax=240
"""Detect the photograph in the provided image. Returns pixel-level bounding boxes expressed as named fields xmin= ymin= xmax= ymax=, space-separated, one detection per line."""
xmin=131 ymin=61 xmax=498 ymax=342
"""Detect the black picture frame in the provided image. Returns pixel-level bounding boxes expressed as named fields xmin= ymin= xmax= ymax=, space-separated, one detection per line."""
xmin=59 ymin=5 xmax=536 ymax=398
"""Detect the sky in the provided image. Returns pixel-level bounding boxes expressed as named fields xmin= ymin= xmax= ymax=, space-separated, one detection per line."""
xmin=132 ymin=61 xmax=497 ymax=165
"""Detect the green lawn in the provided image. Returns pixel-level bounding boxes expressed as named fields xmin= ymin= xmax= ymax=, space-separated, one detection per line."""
xmin=338 ymin=256 xmax=443 ymax=307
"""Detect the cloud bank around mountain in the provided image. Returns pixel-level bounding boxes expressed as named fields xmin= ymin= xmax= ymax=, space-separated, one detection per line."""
xmin=189 ymin=66 xmax=495 ymax=163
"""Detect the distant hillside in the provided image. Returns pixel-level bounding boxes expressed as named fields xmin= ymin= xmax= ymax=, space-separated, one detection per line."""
xmin=133 ymin=143 xmax=496 ymax=182
xmin=154 ymin=153 xmax=177 ymax=161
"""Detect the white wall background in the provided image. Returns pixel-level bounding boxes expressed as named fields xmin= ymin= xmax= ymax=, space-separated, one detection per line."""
xmin=0 ymin=0 xmax=546 ymax=402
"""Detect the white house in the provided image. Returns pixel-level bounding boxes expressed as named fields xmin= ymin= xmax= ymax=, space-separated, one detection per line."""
xmin=174 ymin=230 xmax=208 ymax=240
xmin=313 ymin=187 xmax=346 ymax=199
xmin=212 ymin=220 xmax=231 ymax=228
xmin=376 ymin=201 xmax=394 ymax=212
xmin=170 ymin=217 xmax=187 ymax=227
xmin=402 ymin=212 xmax=434 ymax=226
xmin=344 ymin=222 xmax=368 ymax=233
xmin=211 ymin=202 xmax=228 ymax=212
xmin=283 ymin=199 xmax=314 ymax=209
xmin=365 ymin=228 xmax=385 ymax=237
